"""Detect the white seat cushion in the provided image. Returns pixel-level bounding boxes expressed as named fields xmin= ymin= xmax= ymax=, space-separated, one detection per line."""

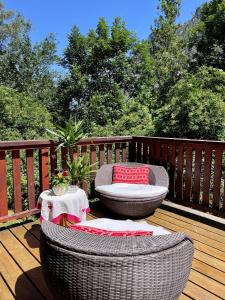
xmin=95 ymin=183 xmax=168 ymax=198
xmin=74 ymin=218 xmax=171 ymax=236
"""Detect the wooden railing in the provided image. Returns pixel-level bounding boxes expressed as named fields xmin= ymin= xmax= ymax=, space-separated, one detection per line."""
xmin=133 ymin=137 xmax=225 ymax=217
xmin=0 ymin=140 xmax=56 ymax=223
xmin=61 ymin=136 xmax=133 ymax=194
xmin=0 ymin=137 xmax=132 ymax=223
xmin=0 ymin=136 xmax=224 ymax=223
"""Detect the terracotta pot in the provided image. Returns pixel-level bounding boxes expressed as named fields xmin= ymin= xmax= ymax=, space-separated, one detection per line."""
xmin=52 ymin=185 xmax=67 ymax=196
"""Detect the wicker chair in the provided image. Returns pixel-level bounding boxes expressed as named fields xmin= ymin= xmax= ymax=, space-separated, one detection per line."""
xmin=40 ymin=221 xmax=194 ymax=300
xmin=95 ymin=163 xmax=169 ymax=218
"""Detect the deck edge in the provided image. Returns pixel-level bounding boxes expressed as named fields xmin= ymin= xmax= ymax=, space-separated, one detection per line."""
xmin=162 ymin=200 xmax=225 ymax=230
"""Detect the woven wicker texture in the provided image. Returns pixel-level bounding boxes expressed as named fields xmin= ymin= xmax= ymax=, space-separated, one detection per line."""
xmin=40 ymin=221 xmax=194 ymax=300
xmin=95 ymin=163 xmax=169 ymax=217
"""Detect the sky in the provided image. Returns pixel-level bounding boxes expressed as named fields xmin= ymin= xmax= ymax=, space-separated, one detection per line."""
xmin=3 ymin=0 xmax=207 ymax=55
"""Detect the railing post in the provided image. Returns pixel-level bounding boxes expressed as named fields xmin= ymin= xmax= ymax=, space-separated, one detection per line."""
xmin=122 ymin=143 xmax=127 ymax=162
xmin=61 ymin=146 xmax=68 ymax=170
xmin=12 ymin=150 xmax=22 ymax=212
xmin=90 ymin=144 xmax=97 ymax=197
xmin=176 ymin=144 xmax=184 ymax=201
xmin=107 ymin=144 xmax=112 ymax=164
xmin=81 ymin=145 xmax=88 ymax=192
xmin=26 ymin=149 xmax=36 ymax=210
xmin=184 ymin=146 xmax=193 ymax=202
xmin=212 ymin=149 xmax=222 ymax=209
xmin=0 ymin=151 xmax=8 ymax=217
xmin=39 ymin=148 xmax=49 ymax=192
xmin=128 ymin=138 xmax=136 ymax=162
xmin=168 ymin=144 xmax=176 ymax=200
xmin=50 ymin=140 xmax=57 ymax=178
xmin=202 ymin=148 xmax=212 ymax=207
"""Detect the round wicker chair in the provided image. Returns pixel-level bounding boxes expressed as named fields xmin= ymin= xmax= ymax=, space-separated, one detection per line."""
xmin=40 ymin=221 xmax=194 ymax=300
xmin=95 ymin=163 xmax=169 ymax=218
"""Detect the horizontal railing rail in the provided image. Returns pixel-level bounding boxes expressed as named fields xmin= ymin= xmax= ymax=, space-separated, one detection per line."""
xmin=0 ymin=136 xmax=224 ymax=223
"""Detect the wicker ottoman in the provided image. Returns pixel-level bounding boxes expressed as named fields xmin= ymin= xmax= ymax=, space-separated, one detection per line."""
xmin=40 ymin=221 xmax=194 ymax=300
xmin=95 ymin=163 xmax=169 ymax=218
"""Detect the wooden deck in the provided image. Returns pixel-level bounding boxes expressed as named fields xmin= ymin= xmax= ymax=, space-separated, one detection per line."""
xmin=0 ymin=205 xmax=225 ymax=300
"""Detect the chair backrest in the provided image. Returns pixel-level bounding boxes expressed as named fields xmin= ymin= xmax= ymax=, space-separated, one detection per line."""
xmin=95 ymin=163 xmax=169 ymax=188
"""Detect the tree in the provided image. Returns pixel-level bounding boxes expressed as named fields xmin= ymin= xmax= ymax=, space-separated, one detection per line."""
xmin=188 ymin=0 xmax=225 ymax=71
xmin=91 ymin=99 xmax=154 ymax=137
xmin=0 ymin=86 xmax=53 ymax=140
xmin=0 ymin=2 xmax=58 ymax=111
xmin=154 ymin=67 xmax=225 ymax=139
xmin=149 ymin=0 xmax=188 ymax=108
xmin=58 ymin=17 xmax=137 ymax=132
xmin=113 ymin=100 xmax=154 ymax=136
xmin=87 ymin=83 xmax=125 ymax=127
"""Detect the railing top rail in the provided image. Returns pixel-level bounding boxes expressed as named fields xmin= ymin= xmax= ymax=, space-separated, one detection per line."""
xmin=77 ymin=136 xmax=133 ymax=146
xmin=1 ymin=136 xmax=225 ymax=151
xmin=133 ymin=136 xmax=225 ymax=147
xmin=0 ymin=140 xmax=54 ymax=151
xmin=0 ymin=136 xmax=133 ymax=151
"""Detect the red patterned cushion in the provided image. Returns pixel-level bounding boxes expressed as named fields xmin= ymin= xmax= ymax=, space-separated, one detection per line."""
xmin=70 ymin=225 xmax=153 ymax=236
xmin=112 ymin=165 xmax=149 ymax=184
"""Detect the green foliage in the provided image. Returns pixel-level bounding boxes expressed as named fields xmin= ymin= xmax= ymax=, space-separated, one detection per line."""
xmin=1 ymin=0 xmax=225 ymax=144
xmin=154 ymin=67 xmax=225 ymax=139
xmin=188 ymin=0 xmax=225 ymax=70
xmin=66 ymin=156 xmax=94 ymax=186
xmin=149 ymin=0 xmax=188 ymax=108
xmin=47 ymin=118 xmax=84 ymax=151
xmin=58 ymin=17 xmax=138 ymax=132
xmin=47 ymin=120 xmax=92 ymax=187
xmin=91 ymin=100 xmax=154 ymax=137
xmin=0 ymin=86 xmax=53 ymax=140
xmin=114 ymin=100 xmax=154 ymax=136
xmin=0 ymin=2 xmax=58 ymax=112
xmin=52 ymin=171 xmax=69 ymax=187
xmin=160 ymin=0 xmax=181 ymax=23
xmin=87 ymin=84 xmax=125 ymax=127
xmin=151 ymin=0 xmax=181 ymax=51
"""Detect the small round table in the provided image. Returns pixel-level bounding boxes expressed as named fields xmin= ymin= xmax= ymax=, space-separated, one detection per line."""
xmin=37 ymin=187 xmax=90 ymax=226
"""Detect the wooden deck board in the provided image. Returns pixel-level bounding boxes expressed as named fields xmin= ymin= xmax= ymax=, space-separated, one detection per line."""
xmin=155 ymin=211 xmax=225 ymax=244
xmin=0 ymin=243 xmax=44 ymax=300
xmin=0 ymin=274 xmax=15 ymax=300
xmin=183 ymin=281 xmax=221 ymax=300
xmin=189 ymin=269 xmax=225 ymax=298
xmin=191 ymin=259 xmax=225 ymax=285
xmin=147 ymin=219 xmax=225 ymax=267
xmin=10 ymin=225 xmax=40 ymax=261
xmin=23 ymin=221 xmax=41 ymax=240
xmin=0 ymin=206 xmax=225 ymax=300
xmin=157 ymin=208 xmax=225 ymax=237
xmin=178 ymin=294 xmax=192 ymax=300
xmin=0 ymin=229 xmax=53 ymax=300
xmin=148 ymin=215 xmax=225 ymax=253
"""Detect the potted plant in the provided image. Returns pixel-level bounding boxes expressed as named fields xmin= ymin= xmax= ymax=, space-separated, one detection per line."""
xmin=47 ymin=118 xmax=94 ymax=191
xmin=52 ymin=170 xmax=69 ymax=196
xmin=66 ymin=156 xmax=95 ymax=188
xmin=47 ymin=118 xmax=84 ymax=162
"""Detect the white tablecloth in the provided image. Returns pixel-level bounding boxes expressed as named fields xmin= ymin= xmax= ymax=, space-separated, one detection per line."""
xmin=37 ymin=187 xmax=90 ymax=224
